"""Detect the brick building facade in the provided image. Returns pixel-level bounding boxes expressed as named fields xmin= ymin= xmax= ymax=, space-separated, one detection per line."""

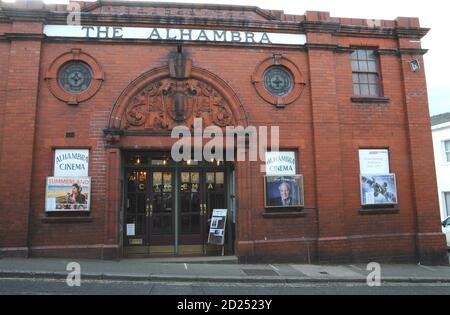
xmin=0 ymin=0 xmax=447 ymax=264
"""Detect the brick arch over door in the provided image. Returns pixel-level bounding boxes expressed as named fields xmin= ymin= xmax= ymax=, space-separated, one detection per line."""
xmin=107 ymin=65 xmax=249 ymax=136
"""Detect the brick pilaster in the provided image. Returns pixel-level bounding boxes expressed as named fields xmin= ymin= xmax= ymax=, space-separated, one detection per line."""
xmin=102 ymin=148 xmax=121 ymax=259
xmin=0 ymin=20 xmax=43 ymax=256
xmin=306 ymin=25 xmax=351 ymax=262
xmin=396 ymin=17 xmax=448 ymax=264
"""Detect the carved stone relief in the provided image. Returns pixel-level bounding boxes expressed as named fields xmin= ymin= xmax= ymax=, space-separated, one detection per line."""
xmin=122 ymin=77 xmax=234 ymax=131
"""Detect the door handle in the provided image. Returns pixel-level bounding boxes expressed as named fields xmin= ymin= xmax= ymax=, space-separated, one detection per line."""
xmin=146 ymin=198 xmax=152 ymax=217
xmin=201 ymin=203 xmax=208 ymax=216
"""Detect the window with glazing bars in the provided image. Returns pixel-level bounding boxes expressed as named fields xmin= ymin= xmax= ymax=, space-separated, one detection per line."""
xmin=351 ymin=49 xmax=381 ymax=97
xmin=444 ymin=192 xmax=450 ymax=217
xmin=444 ymin=140 xmax=450 ymax=163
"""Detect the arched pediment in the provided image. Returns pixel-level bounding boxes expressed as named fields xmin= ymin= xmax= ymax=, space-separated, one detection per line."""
xmin=107 ymin=59 xmax=248 ymax=144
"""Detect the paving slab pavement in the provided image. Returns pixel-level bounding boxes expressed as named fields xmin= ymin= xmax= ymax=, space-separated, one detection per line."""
xmin=1 ymin=258 xmax=450 ymax=283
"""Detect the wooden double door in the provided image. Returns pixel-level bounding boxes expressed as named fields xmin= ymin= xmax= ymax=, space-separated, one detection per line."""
xmin=124 ymin=167 xmax=227 ymax=254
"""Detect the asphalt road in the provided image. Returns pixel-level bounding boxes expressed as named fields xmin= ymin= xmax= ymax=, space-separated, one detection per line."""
xmin=1 ymin=278 xmax=450 ymax=295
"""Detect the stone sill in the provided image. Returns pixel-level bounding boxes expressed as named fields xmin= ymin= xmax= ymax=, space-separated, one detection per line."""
xmin=359 ymin=207 xmax=399 ymax=215
xmin=351 ymin=96 xmax=390 ymax=104
xmin=263 ymin=209 xmax=307 ymax=219
xmin=41 ymin=215 xmax=93 ymax=224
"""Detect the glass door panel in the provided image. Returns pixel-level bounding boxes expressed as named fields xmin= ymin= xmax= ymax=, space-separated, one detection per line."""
xmin=125 ymin=170 xmax=148 ymax=246
xmin=148 ymin=170 xmax=174 ymax=245
xmin=179 ymin=171 xmax=203 ymax=244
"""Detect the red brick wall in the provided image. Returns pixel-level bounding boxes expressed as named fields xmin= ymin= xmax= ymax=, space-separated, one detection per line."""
xmin=0 ymin=20 xmax=42 ymax=256
xmin=335 ymin=41 xmax=418 ymax=262
xmin=0 ymin=1 xmax=447 ymax=264
xmin=0 ymin=41 xmax=10 ymax=181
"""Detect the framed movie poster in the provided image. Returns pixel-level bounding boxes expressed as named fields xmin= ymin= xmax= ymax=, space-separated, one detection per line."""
xmin=264 ymin=175 xmax=304 ymax=208
xmin=360 ymin=174 xmax=398 ymax=205
xmin=45 ymin=177 xmax=91 ymax=211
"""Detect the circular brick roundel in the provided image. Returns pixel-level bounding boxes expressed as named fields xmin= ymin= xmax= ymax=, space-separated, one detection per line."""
xmin=45 ymin=49 xmax=104 ymax=105
xmin=252 ymin=55 xmax=305 ymax=108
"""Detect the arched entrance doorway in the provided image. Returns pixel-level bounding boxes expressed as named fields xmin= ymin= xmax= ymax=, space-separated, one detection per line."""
xmin=104 ymin=49 xmax=247 ymax=257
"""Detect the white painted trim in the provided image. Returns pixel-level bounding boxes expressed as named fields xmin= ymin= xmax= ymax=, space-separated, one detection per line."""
xmin=432 ymin=121 xmax=450 ymax=131
xmin=442 ymin=139 xmax=450 ymax=164
xmin=43 ymin=25 xmax=307 ymax=46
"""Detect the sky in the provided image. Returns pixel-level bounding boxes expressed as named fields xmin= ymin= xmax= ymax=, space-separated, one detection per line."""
xmin=6 ymin=0 xmax=449 ymax=116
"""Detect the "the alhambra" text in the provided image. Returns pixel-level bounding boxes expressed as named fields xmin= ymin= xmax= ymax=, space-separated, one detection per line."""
xmin=43 ymin=25 xmax=307 ymax=46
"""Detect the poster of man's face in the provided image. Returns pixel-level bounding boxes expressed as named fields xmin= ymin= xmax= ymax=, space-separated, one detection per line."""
xmin=264 ymin=175 xmax=304 ymax=208
xmin=360 ymin=174 xmax=398 ymax=205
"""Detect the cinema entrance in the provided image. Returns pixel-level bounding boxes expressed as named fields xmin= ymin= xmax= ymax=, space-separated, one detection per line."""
xmin=122 ymin=151 xmax=235 ymax=257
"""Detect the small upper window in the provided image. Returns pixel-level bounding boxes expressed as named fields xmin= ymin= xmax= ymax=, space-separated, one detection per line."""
xmin=351 ymin=49 xmax=381 ymax=97
xmin=444 ymin=140 xmax=450 ymax=163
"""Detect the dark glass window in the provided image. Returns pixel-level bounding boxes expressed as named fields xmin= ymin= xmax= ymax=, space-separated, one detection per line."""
xmin=263 ymin=66 xmax=293 ymax=97
xmin=445 ymin=192 xmax=450 ymax=217
xmin=351 ymin=49 xmax=381 ymax=97
xmin=58 ymin=61 xmax=93 ymax=93
xmin=444 ymin=140 xmax=450 ymax=163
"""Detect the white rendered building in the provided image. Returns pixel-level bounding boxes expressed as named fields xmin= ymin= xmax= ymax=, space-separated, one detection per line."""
xmin=431 ymin=113 xmax=450 ymax=236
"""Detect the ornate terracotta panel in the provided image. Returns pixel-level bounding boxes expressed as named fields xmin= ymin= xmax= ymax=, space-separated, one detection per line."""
xmin=122 ymin=77 xmax=235 ymax=131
